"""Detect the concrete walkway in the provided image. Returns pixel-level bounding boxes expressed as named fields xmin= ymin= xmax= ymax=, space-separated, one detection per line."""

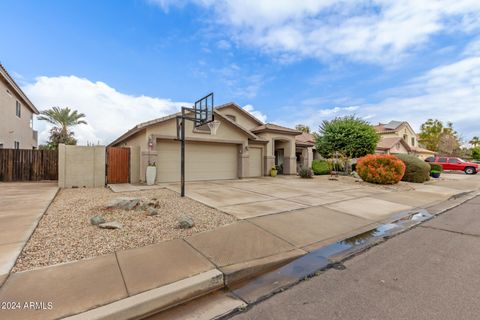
xmin=0 ymin=182 xmax=58 ymax=286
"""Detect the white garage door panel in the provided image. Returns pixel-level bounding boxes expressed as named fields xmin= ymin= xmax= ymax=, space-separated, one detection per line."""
xmin=157 ymin=140 xmax=238 ymax=182
xmin=248 ymin=147 xmax=262 ymax=177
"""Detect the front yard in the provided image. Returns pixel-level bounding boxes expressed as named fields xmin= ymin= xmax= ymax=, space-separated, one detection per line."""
xmin=13 ymin=188 xmax=237 ymax=272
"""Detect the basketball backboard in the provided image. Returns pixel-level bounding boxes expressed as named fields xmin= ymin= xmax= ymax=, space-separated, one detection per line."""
xmin=194 ymin=92 xmax=214 ymax=127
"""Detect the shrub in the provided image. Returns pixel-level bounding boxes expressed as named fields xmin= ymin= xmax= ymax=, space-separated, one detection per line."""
xmin=395 ymin=154 xmax=431 ymax=183
xmin=312 ymin=160 xmax=331 ymax=175
xmin=316 ymin=116 xmax=380 ymax=158
xmin=356 ymin=154 xmax=406 ymax=184
xmin=429 ymin=163 xmax=443 ymax=172
xmin=299 ymin=167 xmax=314 ymax=179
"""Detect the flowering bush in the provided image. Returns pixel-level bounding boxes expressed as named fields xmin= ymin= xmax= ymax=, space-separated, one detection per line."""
xmin=356 ymin=154 xmax=406 ymax=184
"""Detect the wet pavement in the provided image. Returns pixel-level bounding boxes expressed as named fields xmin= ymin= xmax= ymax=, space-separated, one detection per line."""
xmin=230 ymin=196 xmax=480 ymax=320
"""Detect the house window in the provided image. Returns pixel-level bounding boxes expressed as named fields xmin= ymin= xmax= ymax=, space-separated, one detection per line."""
xmin=411 ymin=137 xmax=415 ymax=146
xmin=403 ymin=134 xmax=408 ymax=141
xmin=0 ymin=143 xmax=3 ymax=149
xmin=30 ymin=115 xmax=33 ymax=128
xmin=14 ymin=141 xmax=20 ymax=149
xmin=226 ymin=114 xmax=236 ymax=122
xmin=16 ymin=101 xmax=21 ymax=118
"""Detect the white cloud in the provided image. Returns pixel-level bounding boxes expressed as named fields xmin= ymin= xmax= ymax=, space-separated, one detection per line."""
xmin=24 ymin=76 xmax=188 ymax=145
xmin=243 ymin=104 xmax=267 ymax=123
xmin=151 ymin=0 xmax=480 ymax=64
xmin=281 ymin=46 xmax=480 ymax=139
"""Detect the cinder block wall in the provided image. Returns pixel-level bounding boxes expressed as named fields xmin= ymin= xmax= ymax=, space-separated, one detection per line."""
xmin=58 ymin=144 xmax=106 ymax=188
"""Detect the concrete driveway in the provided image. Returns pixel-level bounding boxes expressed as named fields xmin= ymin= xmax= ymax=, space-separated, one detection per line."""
xmin=169 ymin=176 xmax=414 ymax=220
xmin=0 ymin=182 xmax=58 ymax=285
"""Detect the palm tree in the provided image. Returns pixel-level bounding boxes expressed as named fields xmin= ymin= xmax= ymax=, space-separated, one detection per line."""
xmin=38 ymin=107 xmax=87 ymax=148
xmin=469 ymin=136 xmax=480 ymax=148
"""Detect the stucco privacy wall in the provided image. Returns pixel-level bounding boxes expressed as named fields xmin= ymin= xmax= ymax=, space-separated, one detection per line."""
xmin=58 ymin=144 xmax=106 ymax=188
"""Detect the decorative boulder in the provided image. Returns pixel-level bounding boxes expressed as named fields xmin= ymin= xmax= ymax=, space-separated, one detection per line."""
xmin=146 ymin=207 xmax=159 ymax=216
xmin=107 ymin=198 xmax=141 ymax=211
xmin=178 ymin=216 xmax=195 ymax=229
xmin=90 ymin=215 xmax=105 ymax=225
xmin=98 ymin=221 xmax=123 ymax=229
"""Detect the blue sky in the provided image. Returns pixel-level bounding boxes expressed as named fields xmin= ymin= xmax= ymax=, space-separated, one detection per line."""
xmin=1 ymin=0 xmax=479 ymax=144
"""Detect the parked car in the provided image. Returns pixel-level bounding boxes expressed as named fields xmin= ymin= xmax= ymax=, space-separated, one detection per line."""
xmin=425 ymin=156 xmax=478 ymax=174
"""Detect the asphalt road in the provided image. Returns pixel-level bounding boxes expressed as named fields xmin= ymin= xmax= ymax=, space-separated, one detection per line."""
xmin=231 ymin=196 xmax=480 ymax=320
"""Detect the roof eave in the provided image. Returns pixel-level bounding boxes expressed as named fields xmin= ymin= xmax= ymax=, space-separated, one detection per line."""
xmin=0 ymin=64 xmax=39 ymax=114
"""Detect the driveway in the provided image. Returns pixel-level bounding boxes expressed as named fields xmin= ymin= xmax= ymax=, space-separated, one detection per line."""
xmin=0 ymin=182 xmax=58 ymax=285
xmin=168 ymin=176 xmax=441 ymax=220
xmin=165 ymin=175 xmax=474 ymax=252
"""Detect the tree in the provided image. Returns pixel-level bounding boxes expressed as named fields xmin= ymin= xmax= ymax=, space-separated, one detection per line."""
xmin=295 ymin=124 xmax=311 ymax=133
xmin=472 ymin=147 xmax=480 ymax=160
xmin=38 ymin=106 xmax=87 ymax=149
xmin=469 ymin=136 xmax=480 ymax=148
xmin=418 ymin=119 xmax=460 ymax=154
xmin=315 ymin=116 xmax=380 ymax=159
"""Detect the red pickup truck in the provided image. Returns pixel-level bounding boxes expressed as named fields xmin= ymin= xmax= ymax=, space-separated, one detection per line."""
xmin=425 ymin=156 xmax=478 ymax=174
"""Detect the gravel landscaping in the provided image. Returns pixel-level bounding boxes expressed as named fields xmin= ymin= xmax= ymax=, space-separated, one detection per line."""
xmin=13 ymin=187 xmax=237 ymax=272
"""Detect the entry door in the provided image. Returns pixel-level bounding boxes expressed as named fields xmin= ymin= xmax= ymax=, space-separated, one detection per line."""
xmin=106 ymin=147 xmax=130 ymax=184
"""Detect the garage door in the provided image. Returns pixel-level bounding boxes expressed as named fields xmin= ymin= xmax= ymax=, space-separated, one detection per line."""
xmin=156 ymin=140 xmax=238 ymax=182
xmin=248 ymin=147 xmax=262 ymax=177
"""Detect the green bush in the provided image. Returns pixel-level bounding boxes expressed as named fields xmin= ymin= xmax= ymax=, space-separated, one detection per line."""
xmin=356 ymin=154 xmax=406 ymax=184
xmin=395 ymin=154 xmax=431 ymax=183
xmin=312 ymin=160 xmax=331 ymax=175
xmin=298 ymin=167 xmax=313 ymax=179
xmin=429 ymin=163 xmax=443 ymax=172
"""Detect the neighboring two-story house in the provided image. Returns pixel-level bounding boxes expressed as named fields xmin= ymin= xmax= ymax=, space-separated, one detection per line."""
xmin=373 ymin=121 xmax=435 ymax=159
xmin=0 ymin=64 xmax=39 ymax=149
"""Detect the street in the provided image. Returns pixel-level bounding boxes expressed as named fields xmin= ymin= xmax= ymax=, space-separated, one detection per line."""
xmin=231 ymin=196 xmax=480 ymax=320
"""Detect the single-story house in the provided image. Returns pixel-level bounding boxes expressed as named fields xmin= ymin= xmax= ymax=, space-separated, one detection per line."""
xmin=373 ymin=121 xmax=435 ymax=159
xmin=109 ymin=103 xmax=315 ymax=183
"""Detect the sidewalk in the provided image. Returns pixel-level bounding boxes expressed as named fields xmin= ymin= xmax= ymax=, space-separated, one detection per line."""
xmin=0 ymin=182 xmax=58 ymax=286
xmin=231 ymin=196 xmax=480 ymax=320
xmin=0 ymin=177 xmax=477 ymax=319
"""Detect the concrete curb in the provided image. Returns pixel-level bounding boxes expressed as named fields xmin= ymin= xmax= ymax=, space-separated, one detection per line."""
xmin=65 ymin=269 xmax=224 ymax=320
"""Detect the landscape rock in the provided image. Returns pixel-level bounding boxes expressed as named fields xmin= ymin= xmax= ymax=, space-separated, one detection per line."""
xmin=146 ymin=207 xmax=159 ymax=216
xmin=351 ymin=171 xmax=361 ymax=179
xmin=178 ymin=216 xmax=195 ymax=229
xmin=90 ymin=215 xmax=105 ymax=225
xmin=98 ymin=221 xmax=123 ymax=229
xmin=107 ymin=197 xmax=141 ymax=211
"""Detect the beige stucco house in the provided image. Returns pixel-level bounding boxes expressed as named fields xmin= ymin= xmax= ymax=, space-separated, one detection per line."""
xmin=0 ymin=64 xmax=39 ymax=149
xmin=373 ymin=121 xmax=435 ymax=159
xmin=110 ymin=103 xmax=315 ymax=183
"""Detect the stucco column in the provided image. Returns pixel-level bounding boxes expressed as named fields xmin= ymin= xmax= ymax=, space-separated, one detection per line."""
xmin=307 ymin=147 xmax=313 ymax=168
xmin=283 ymin=139 xmax=297 ymax=175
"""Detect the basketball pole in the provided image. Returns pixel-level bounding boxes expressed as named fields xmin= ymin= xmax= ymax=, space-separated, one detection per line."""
xmin=176 ymin=93 xmax=214 ymax=198
xmin=180 ymin=109 xmax=186 ymax=197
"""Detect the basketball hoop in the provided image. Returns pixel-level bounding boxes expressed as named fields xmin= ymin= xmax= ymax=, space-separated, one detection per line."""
xmin=207 ymin=120 xmax=221 ymax=135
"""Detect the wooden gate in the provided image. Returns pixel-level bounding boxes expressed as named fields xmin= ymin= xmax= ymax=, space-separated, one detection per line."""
xmin=0 ymin=149 xmax=58 ymax=182
xmin=106 ymin=147 xmax=130 ymax=184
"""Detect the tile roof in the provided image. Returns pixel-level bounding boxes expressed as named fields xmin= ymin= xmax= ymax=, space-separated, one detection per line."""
xmin=251 ymin=123 xmax=301 ymax=135
xmin=376 ymin=137 xmax=411 ymax=151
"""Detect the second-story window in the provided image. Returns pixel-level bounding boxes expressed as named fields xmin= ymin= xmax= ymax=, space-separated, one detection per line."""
xmin=14 ymin=141 xmax=20 ymax=149
xmin=16 ymin=101 xmax=21 ymax=118
xmin=411 ymin=137 xmax=415 ymax=146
